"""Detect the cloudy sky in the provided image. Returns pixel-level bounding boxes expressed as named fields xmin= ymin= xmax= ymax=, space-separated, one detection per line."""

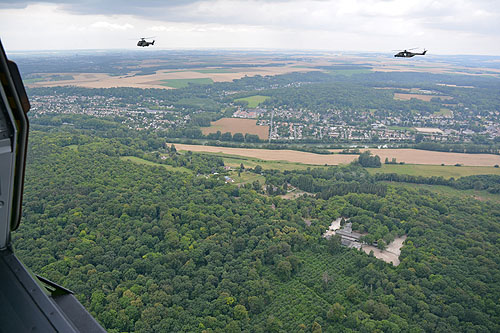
xmin=0 ymin=0 xmax=499 ymax=54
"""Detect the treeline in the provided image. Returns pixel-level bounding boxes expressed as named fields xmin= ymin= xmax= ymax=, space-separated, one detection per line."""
xmin=415 ymin=142 xmax=499 ymax=155
xmin=260 ymin=165 xmax=387 ymax=198
xmin=357 ymin=151 xmax=382 ymax=168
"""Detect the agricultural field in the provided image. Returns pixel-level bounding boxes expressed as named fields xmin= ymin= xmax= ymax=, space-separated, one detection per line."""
xmin=173 ymin=144 xmax=500 ymax=167
xmin=387 ymin=126 xmax=416 ymax=132
xmin=25 ymin=62 xmax=318 ymax=89
xmin=433 ymin=108 xmax=453 ymax=117
xmin=393 ymin=93 xmax=453 ymax=101
xmin=354 ymin=148 xmax=500 ymax=167
xmin=234 ymin=95 xmax=270 ymax=108
xmin=368 ymin=163 xmax=500 ymax=178
xmin=173 ymin=143 xmax=355 ymax=165
xmin=22 ymin=77 xmax=45 ymax=84
xmin=227 ymin=170 xmax=266 ymax=185
xmin=188 ymin=150 xmax=324 ymax=171
xmin=193 ymin=68 xmax=238 ymax=73
xmin=201 ymin=118 xmax=270 ymax=139
xmin=388 ymin=182 xmax=500 ymax=203
xmin=160 ymin=78 xmax=213 ymax=88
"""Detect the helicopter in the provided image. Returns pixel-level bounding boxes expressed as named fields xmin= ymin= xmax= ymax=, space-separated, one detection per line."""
xmin=394 ymin=48 xmax=427 ymax=58
xmin=137 ymin=37 xmax=155 ymax=47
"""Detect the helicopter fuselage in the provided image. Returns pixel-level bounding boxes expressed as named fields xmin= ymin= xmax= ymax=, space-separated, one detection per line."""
xmin=137 ymin=40 xmax=154 ymax=47
xmin=394 ymin=50 xmax=427 ymax=57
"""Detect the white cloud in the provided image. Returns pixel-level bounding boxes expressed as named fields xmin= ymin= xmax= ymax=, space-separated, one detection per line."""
xmin=0 ymin=1 xmax=499 ymax=54
xmin=90 ymin=21 xmax=134 ymax=31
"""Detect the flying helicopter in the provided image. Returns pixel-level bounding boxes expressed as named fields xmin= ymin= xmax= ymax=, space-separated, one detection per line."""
xmin=394 ymin=48 xmax=427 ymax=58
xmin=137 ymin=37 xmax=155 ymax=47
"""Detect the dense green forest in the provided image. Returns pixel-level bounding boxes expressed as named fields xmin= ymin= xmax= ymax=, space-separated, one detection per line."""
xmin=12 ymin=126 xmax=500 ymax=332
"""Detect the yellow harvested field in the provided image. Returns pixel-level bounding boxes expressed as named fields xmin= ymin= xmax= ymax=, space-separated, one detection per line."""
xmin=202 ymin=118 xmax=269 ymax=140
xmin=394 ymin=93 xmax=452 ymax=101
xmin=348 ymin=149 xmax=500 ymax=166
xmin=172 ymin=144 xmax=500 ymax=167
xmin=172 ymin=144 xmax=356 ymax=165
xmin=26 ymin=65 xmax=319 ymax=89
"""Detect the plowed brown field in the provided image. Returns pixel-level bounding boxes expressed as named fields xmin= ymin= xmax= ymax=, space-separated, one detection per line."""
xmin=202 ymin=118 xmax=269 ymax=140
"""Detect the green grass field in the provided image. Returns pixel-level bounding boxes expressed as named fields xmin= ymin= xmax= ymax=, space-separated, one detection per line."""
xmin=234 ymin=95 xmax=270 ymax=108
xmin=434 ymin=108 xmax=453 ymax=117
xmin=388 ymin=182 xmax=500 ymax=203
xmin=120 ymin=156 xmax=192 ymax=173
xmin=387 ymin=126 xmax=417 ymax=132
xmin=189 ymin=151 xmax=325 ymax=171
xmin=368 ymin=163 xmax=500 ymax=179
xmin=193 ymin=68 xmax=237 ymax=73
xmin=23 ymin=78 xmax=45 ymax=84
xmin=160 ymin=78 xmax=214 ymax=88
xmin=228 ymin=170 xmax=266 ymax=185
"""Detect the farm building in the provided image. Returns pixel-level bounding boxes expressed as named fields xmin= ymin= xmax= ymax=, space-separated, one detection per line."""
xmin=336 ymin=223 xmax=362 ymax=249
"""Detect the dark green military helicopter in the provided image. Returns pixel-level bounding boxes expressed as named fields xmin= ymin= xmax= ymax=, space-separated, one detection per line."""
xmin=394 ymin=48 xmax=427 ymax=58
xmin=137 ymin=37 xmax=155 ymax=47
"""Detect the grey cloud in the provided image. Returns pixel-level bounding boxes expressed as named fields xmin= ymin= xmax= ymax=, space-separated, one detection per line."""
xmin=1 ymin=0 xmax=499 ymax=37
xmin=1 ymin=0 xmax=294 ymax=16
xmin=0 ymin=0 xmax=292 ymax=12
xmin=0 ymin=1 xmax=200 ymax=14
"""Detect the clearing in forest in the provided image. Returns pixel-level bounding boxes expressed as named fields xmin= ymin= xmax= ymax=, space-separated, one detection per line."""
xmin=394 ymin=93 xmax=453 ymax=101
xmin=234 ymin=95 xmax=270 ymax=108
xmin=120 ymin=156 xmax=192 ymax=173
xmin=362 ymin=236 xmax=407 ymax=266
xmin=201 ymin=118 xmax=269 ymax=139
